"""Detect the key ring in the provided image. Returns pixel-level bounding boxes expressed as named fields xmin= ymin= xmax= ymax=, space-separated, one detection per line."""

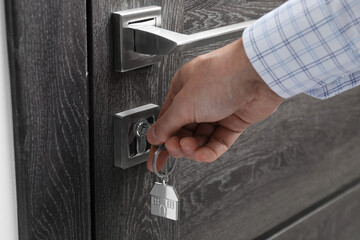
xmin=152 ymin=144 xmax=177 ymax=182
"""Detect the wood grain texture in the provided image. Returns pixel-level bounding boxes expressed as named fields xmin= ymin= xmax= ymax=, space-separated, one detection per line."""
xmin=183 ymin=0 xmax=285 ymax=61
xmin=90 ymin=0 xmax=183 ymax=239
xmin=269 ymin=182 xmax=360 ymax=240
xmin=90 ymin=0 xmax=360 ymax=239
xmin=176 ymin=89 xmax=360 ymax=240
xmin=5 ymin=0 xmax=91 ymax=239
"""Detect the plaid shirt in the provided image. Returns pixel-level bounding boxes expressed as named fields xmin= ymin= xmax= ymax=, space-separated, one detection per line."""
xmin=243 ymin=0 xmax=360 ymax=99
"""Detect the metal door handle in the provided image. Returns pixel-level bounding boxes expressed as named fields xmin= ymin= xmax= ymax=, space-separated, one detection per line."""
xmin=113 ymin=6 xmax=256 ymax=72
xmin=130 ymin=20 xmax=255 ymax=55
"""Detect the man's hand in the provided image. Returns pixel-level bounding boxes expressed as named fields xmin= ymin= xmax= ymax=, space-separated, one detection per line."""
xmin=147 ymin=38 xmax=283 ymax=171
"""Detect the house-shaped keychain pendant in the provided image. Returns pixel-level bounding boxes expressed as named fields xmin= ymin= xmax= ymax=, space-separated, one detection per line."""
xmin=150 ymin=182 xmax=179 ymax=221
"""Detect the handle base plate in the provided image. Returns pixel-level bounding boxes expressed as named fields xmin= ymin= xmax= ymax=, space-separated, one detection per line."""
xmin=112 ymin=6 xmax=162 ymax=72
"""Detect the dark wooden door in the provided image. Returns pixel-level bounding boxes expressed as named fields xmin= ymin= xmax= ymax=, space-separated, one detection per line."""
xmin=90 ymin=0 xmax=360 ymax=239
xmin=7 ymin=0 xmax=360 ymax=239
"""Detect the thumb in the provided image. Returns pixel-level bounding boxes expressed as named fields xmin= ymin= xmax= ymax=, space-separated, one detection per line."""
xmin=147 ymin=96 xmax=192 ymax=145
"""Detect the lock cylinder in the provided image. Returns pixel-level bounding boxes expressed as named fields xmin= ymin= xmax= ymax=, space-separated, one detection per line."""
xmin=114 ymin=104 xmax=160 ymax=169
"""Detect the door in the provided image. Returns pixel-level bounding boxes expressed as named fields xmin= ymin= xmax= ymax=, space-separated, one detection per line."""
xmin=6 ymin=0 xmax=360 ymax=239
xmin=90 ymin=0 xmax=360 ymax=240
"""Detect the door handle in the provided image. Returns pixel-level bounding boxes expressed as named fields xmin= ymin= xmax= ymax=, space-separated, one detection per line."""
xmin=130 ymin=20 xmax=255 ymax=56
xmin=113 ymin=6 xmax=256 ymax=72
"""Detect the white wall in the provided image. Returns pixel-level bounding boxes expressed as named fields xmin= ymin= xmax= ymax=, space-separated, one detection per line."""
xmin=0 ymin=0 xmax=19 ymax=239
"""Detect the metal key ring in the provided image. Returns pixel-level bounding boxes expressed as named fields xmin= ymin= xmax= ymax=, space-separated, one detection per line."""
xmin=152 ymin=144 xmax=177 ymax=180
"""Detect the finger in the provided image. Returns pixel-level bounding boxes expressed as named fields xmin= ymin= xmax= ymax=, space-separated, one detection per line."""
xmin=147 ymin=146 xmax=170 ymax=172
xmin=177 ymin=134 xmax=208 ymax=159
xmin=194 ymin=134 xmax=209 ymax=147
xmin=184 ymin=123 xmax=198 ymax=131
xmin=183 ymin=123 xmax=215 ymax=149
xmin=147 ymin=92 xmax=192 ymax=145
xmin=178 ymin=127 xmax=194 ymax=138
xmin=179 ymin=123 xmax=216 ymax=158
xmin=217 ymin=113 xmax=251 ymax=132
xmin=194 ymin=126 xmax=242 ymax=163
xmin=180 ymin=137 xmax=199 ymax=160
xmin=194 ymin=123 xmax=216 ymax=137
xmin=165 ymin=136 xmax=184 ymax=158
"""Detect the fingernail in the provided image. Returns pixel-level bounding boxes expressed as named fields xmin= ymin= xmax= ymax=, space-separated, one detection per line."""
xmin=149 ymin=126 xmax=158 ymax=141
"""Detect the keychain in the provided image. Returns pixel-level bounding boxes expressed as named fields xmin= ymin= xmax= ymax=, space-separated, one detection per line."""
xmin=150 ymin=144 xmax=179 ymax=221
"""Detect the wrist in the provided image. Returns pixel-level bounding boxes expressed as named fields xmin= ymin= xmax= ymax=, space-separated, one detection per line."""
xmin=235 ymin=38 xmax=284 ymax=104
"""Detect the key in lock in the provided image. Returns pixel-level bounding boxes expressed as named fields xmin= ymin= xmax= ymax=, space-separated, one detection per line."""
xmin=133 ymin=119 xmax=151 ymax=154
xmin=114 ymin=104 xmax=159 ymax=169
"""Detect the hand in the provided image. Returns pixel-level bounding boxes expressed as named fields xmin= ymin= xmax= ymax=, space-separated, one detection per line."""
xmin=146 ymin=38 xmax=283 ymax=171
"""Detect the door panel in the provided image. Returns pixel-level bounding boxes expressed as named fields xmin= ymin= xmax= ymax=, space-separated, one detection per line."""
xmin=175 ymin=89 xmax=360 ymax=240
xmin=90 ymin=1 xmax=360 ymax=239
xmin=90 ymin=0 xmax=182 ymax=239
xmin=269 ymin=182 xmax=360 ymax=240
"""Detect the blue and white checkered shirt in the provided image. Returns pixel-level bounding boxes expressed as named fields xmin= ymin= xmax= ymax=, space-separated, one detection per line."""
xmin=243 ymin=0 xmax=360 ymax=99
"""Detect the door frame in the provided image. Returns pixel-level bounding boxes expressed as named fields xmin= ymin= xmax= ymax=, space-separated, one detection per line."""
xmin=5 ymin=0 xmax=92 ymax=239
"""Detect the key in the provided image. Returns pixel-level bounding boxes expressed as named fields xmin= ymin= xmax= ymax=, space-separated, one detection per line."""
xmin=134 ymin=119 xmax=151 ymax=154
xmin=150 ymin=144 xmax=179 ymax=221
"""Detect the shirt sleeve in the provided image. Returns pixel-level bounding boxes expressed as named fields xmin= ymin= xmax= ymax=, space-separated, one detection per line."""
xmin=242 ymin=0 xmax=360 ymax=99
